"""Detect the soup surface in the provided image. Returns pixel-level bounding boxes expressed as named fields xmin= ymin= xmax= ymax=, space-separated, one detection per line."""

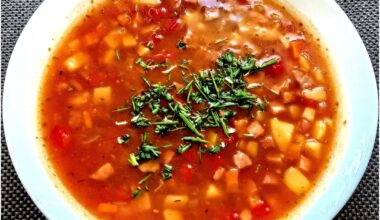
xmin=39 ymin=0 xmax=337 ymax=219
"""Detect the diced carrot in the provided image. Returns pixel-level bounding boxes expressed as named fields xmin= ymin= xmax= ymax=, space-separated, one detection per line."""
xmin=246 ymin=121 xmax=264 ymax=138
xmin=213 ymin=167 xmax=225 ymax=181
xmin=290 ymin=40 xmax=304 ymax=58
xmin=225 ymin=169 xmax=239 ymax=192
xmin=206 ymin=184 xmax=222 ymax=198
xmin=84 ymin=32 xmax=99 ymax=46
xmin=265 ymin=152 xmax=285 ymax=165
xmin=162 ymin=150 xmax=175 ymax=164
xmin=97 ymin=203 xmax=118 ymax=213
xmin=82 ymin=111 xmax=93 ymax=128
xmin=234 ymin=119 xmax=249 ymax=136
xmin=286 ymin=142 xmax=302 ymax=161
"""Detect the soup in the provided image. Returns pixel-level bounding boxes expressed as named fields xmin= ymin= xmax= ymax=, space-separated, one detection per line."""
xmin=39 ymin=0 xmax=337 ymax=219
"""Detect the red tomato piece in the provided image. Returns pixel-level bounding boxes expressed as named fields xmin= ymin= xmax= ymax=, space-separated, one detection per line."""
xmin=203 ymin=154 xmax=225 ymax=171
xmin=251 ymin=202 xmax=271 ymax=217
xmin=299 ymin=97 xmax=319 ymax=108
xmin=162 ymin=19 xmax=180 ymax=32
xmin=50 ymin=125 xmax=72 ymax=150
xmin=178 ymin=163 xmax=195 ymax=183
xmin=265 ymin=60 xmax=284 ymax=77
xmin=182 ymin=147 xmax=198 ymax=163
xmin=148 ymin=7 xmax=169 ymax=21
xmin=225 ymin=133 xmax=237 ymax=145
xmin=150 ymin=33 xmax=164 ymax=44
xmin=151 ymin=50 xmax=174 ymax=63
xmin=88 ymin=73 xmax=107 ymax=87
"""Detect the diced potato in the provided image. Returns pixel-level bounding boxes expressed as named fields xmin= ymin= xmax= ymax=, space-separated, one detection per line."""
xmin=104 ymin=29 xmax=122 ymax=49
xmin=312 ymin=120 xmax=328 ymax=141
xmin=265 ymin=152 xmax=285 ymax=165
xmin=246 ymin=121 xmax=264 ymax=138
xmin=206 ymin=184 xmax=221 ymax=198
xmin=262 ymin=173 xmax=280 ymax=185
xmin=133 ymin=0 xmax=161 ymax=6
xmin=298 ymin=155 xmax=313 ymax=172
xmin=312 ymin=67 xmax=324 ymax=82
xmin=68 ymin=92 xmax=90 ymax=106
xmin=270 ymin=119 xmax=295 ymax=152
xmin=233 ymin=151 xmax=252 ymax=169
xmin=245 ymin=141 xmax=258 ymax=158
xmin=102 ymin=49 xmax=116 ymax=64
xmin=131 ymin=192 xmax=151 ymax=212
xmin=206 ymin=131 xmax=218 ymax=147
xmin=286 ymin=142 xmax=302 ymax=161
xmin=117 ymin=14 xmax=131 ymax=25
xmin=213 ymin=167 xmax=225 ymax=181
xmin=82 ymin=111 xmax=93 ymax=128
xmin=138 ymin=161 xmax=160 ymax=173
xmin=255 ymin=110 xmax=266 ymax=122
xmin=288 ymin=104 xmax=301 ymax=119
xmin=269 ymin=102 xmax=286 ymax=115
xmin=163 ymin=209 xmax=184 ymax=220
xmin=284 ymin=167 xmax=311 ymax=195
xmin=164 ymin=195 xmax=189 ymax=207
xmin=282 ymin=91 xmax=297 ymax=104
xmin=225 ymin=169 xmax=239 ymax=192
xmin=304 ymin=139 xmax=322 ymax=159
xmin=298 ymin=54 xmax=311 ymax=71
xmin=122 ymin=33 xmax=137 ymax=48
xmin=84 ymin=32 xmax=99 ymax=46
xmin=137 ymin=45 xmax=150 ymax=56
xmin=234 ymin=119 xmax=249 ymax=137
xmin=68 ymin=39 xmax=81 ymax=50
xmin=302 ymin=107 xmax=316 ymax=122
xmin=162 ymin=150 xmax=175 ymax=164
xmin=97 ymin=203 xmax=118 ymax=213
xmin=240 ymin=209 xmax=252 ymax=220
xmin=93 ymin=87 xmax=111 ymax=104
xmin=302 ymin=87 xmax=327 ymax=101
xmin=64 ymin=52 xmax=88 ymax=72
xmin=90 ymin=163 xmax=114 ymax=180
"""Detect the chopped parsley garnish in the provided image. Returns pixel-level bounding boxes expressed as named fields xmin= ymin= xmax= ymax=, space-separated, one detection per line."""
xmin=209 ymin=145 xmax=221 ymax=154
xmin=161 ymin=164 xmax=174 ymax=181
xmin=117 ymin=134 xmax=130 ymax=144
xmin=176 ymin=40 xmax=187 ymax=50
xmin=138 ymin=173 xmax=153 ymax=185
xmin=176 ymin=143 xmax=191 ymax=154
xmin=115 ymin=49 xmax=121 ymax=61
xmin=146 ymin=41 xmax=154 ymax=49
xmin=128 ymin=133 xmax=163 ymax=167
xmin=131 ymin=188 xmax=142 ymax=198
xmin=182 ymin=136 xmax=208 ymax=143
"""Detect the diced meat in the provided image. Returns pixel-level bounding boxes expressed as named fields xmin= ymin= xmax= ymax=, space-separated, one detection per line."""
xmin=292 ymin=69 xmax=314 ymax=89
xmin=233 ymin=151 xmax=252 ymax=169
xmin=246 ymin=121 xmax=265 ymax=138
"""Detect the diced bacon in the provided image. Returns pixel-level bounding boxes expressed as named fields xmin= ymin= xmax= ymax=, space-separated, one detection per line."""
xmin=292 ymin=69 xmax=314 ymax=89
xmin=246 ymin=121 xmax=265 ymax=138
xmin=233 ymin=151 xmax=252 ymax=169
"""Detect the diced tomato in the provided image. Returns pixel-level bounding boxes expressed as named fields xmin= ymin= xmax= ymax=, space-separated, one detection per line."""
xmin=203 ymin=154 xmax=225 ymax=171
xmin=88 ymin=72 xmax=118 ymax=87
xmin=251 ymin=202 xmax=271 ymax=217
xmin=50 ymin=125 xmax=72 ymax=150
xmin=299 ymin=97 xmax=319 ymax=108
xmin=265 ymin=60 xmax=284 ymax=77
xmin=150 ymin=33 xmax=164 ymax=44
xmin=148 ymin=7 xmax=169 ymax=21
xmin=178 ymin=163 xmax=195 ymax=183
xmin=162 ymin=19 xmax=181 ymax=33
xmin=236 ymin=0 xmax=249 ymax=4
xmin=151 ymin=50 xmax=174 ymax=63
xmin=182 ymin=147 xmax=198 ymax=163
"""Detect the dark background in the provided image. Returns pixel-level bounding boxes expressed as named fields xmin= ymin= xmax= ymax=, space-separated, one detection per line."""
xmin=1 ymin=0 xmax=378 ymax=219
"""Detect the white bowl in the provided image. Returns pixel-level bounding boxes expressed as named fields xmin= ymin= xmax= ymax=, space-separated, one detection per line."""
xmin=3 ymin=0 xmax=378 ymax=219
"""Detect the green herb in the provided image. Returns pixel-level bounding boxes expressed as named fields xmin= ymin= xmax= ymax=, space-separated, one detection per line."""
xmin=115 ymin=49 xmax=121 ymax=61
xmin=146 ymin=41 xmax=154 ymax=49
xmin=242 ymin=133 xmax=255 ymax=138
xmin=138 ymin=173 xmax=153 ymax=184
xmin=179 ymin=59 xmax=190 ymax=70
xmin=176 ymin=40 xmax=187 ymax=50
xmin=198 ymin=145 xmax=207 ymax=161
xmin=131 ymin=113 xmax=150 ymax=128
xmin=128 ymin=133 xmax=163 ymax=167
xmin=209 ymin=145 xmax=221 ymax=154
xmin=112 ymin=106 xmax=130 ymax=112
xmin=182 ymin=136 xmax=208 ymax=143
xmin=131 ymin=188 xmax=142 ymax=198
xmin=117 ymin=134 xmax=130 ymax=144
xmin=161 ymin=164 xmax=174 ymax=181
xmin=176 ymin=143 xmax=191 ymax=154
xmin=136 ymin=58 xmax=148 ymax=70
xmin=257 ymin=58 xmax=279 ymax=69
xmin=128 ymin=154 xmax=139 ymax=167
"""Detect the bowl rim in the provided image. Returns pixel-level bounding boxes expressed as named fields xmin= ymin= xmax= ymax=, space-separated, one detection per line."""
xmin=3 ymin=0 xmax=378 ymax=219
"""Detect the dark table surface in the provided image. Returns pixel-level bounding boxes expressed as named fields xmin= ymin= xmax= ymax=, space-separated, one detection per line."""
xmin=1 ymin=0 xmax=378 ymax=219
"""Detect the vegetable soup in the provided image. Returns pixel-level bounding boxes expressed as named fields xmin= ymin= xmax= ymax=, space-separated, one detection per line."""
xmin=39 ymin=0 xmax=337 ymax=219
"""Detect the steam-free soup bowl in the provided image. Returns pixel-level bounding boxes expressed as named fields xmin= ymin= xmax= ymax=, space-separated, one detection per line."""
xmin=3 ymin=0 xmax=378 ymax=219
